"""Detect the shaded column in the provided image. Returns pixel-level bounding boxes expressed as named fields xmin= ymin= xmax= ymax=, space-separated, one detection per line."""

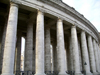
xmin=57 ymin=18 xmax=67 ymax=75
xmin=15 ymin=32 xmax=22 ymax=71
xmin=53 ymin=41 xmax=57 ymax=71
xmin=93 ymin=40 xmax=100 ymax=73
xmin=0 ymin=19 xmax=7 ymax=74
xmin=96 ymin=42 xmax=100 ymax=73
xmin=1 ymin=2 xmax=18 ymax=75
xmin=81 ymin=31 xmax=91 ymax=74
xmin=45 ymin=28 xmax=51 ymax=71
xmin=69 ymin=37 xmax=73 ymax=72
xmin=35 ymin=10 xmax=45 ymax=75
xmin=71 ymin=25 xmax=81 ymax=75
xmin=88 ymin=35 xmax=97 ymax=74
xmin=24 ymin=21 xmax=33 ymax=72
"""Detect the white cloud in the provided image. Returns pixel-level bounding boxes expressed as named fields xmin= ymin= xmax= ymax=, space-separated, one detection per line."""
xmin=62 ymin=0 xmax=100 ymax=32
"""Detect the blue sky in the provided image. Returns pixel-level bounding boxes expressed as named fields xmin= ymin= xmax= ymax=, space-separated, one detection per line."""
xmin=62 ymin=0 xmax=100 ymax=32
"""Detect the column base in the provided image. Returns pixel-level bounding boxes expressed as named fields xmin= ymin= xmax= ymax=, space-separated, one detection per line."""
xmin=85 ymin=72 xmax=93 ymax=75
xmin=34 ymin=73 xmax=46 ymax=75
xmin=74 ymin=72 xmax=83 ymax=75
xmin=93 ymin=72 xmax=99 ymax=75
xmin=58 ymin=72 xmax=68 ymax=75
xmin=1 ymin=73 xmax=14 ymax=75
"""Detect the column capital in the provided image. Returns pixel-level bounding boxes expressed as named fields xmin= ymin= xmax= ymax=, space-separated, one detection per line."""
xmin=10 ymin=2 xmax=18 ymax=7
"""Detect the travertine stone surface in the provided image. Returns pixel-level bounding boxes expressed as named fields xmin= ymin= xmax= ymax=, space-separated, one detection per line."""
xmin=78 ymin=39 xmax=82 ymax=72
xmin=57 ymin=18 xmax=67 ymax=75
xmin=81 ymin=31 xmax=91 ymax=74
xmin=45 ymin=28 xmax=51 ymax=71
xmin=35 ymin=10 xmax=45 ymax=75
xmin=1 ymin=2 xmax=18 ymax=75
xmin=16 ymin=32 xmax=22 ymax=71
xmin=0 ymin=21 xmax=7 ymax=74
xmin=88 ymin=35 xmax=97 ymax=73
xmin=93 ymin=40 xmax=100 ymax=73
xmin=53 ymin=42 xmax=57 ymax=71
xmin=71 ymin=26 xmax=81 ymax=75
xmin=24 ymin=21 xmax=33 ymax=71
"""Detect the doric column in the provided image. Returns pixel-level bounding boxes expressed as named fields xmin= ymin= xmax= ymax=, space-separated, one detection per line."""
xmin=93 ymin=40 xmax=100 ymax=73
xmin=97 ymin=44 xmax=100 ymax=68
xmin=57 ymin=18 xmax=67 ymax=75
xmin=88 ymin=35 xmax=97 ymax=74
xmin=69 ymin=37 xmax=73 ymax=72
xmin=0 ymin=19 xmax=7 ymax=74
xmin=96 ymin=43 xmax=100 ymax=73
xmin=71 ymin=25 xmax=81 ymax=75
xmin=24 ymin=21 xmax=33 ymax=72
xmin=81 ymin=31 xmax=91 ymax=74
xmin=35 ymin=10 xmax=45 ymax=75
xmin=78 ymin=39 xmax=82 ymax=72
xmin=53 ymin=42 xmax=57 ymax=71
xmin=15 ymin=32 xmax=22 ymax=71
xmin=45 ymin=28 xmax=51 ymax=71
xmin=1 ymin=2 xmax=18 ymax=75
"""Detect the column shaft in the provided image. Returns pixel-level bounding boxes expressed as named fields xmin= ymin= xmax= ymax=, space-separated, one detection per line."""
xmin=45 ymin=28 xmax=51 ymax=71
xmin=24 ymin=21 xmax=33 ymax=71
xmin=81 ymin=31 xmax=90 ymax=74
xmin=93 ymin=40 xmax=100 ymax=73
xmin=88 ymin=35 xmax=96 ymax=73
xmin=71 ymin=26 xmax=81 ymax=75
xmin=1 ymin=2 xmax=18 ymax=75
xmin=16 ymin=32 xmax=21 ymax=71
xmin=53 ymin=42 xmax=57 ymax=71
xmin=35 ymin=10 xmax=45 ymax=75
xmin=57 ymin=18 xmax=66 ymax=75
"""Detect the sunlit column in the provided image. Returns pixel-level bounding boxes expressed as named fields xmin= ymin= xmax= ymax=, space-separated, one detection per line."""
xmin=1 ymin=2 xmax=18 ymax=75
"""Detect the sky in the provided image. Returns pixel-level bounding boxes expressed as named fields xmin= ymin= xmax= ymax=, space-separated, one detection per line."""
xmin=62 ymin=0 xmax=100 ymax=32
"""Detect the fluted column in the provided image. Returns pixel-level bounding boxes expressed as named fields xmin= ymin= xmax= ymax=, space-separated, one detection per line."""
xmin=81 ymin=31 xmax=91 ymax=74
xmin=16 ymin=32 xmax=22 ymax=71
xmin=93 ymin=40 xmax=100 ymax=73
xmin=71 ymin=25 xmax=81 ymax=75
xmin=1 ymin=2 xmax=18 ymax=75
xmin=57 ymin=18 xmax=67 ymax=75
xmin=88 ymin=35 xmax=97 ymax=74
xmin=24 ymin=21 xmax=33 ymax=72
xmin=45 ymin=28 xmax=51 ymax=71
xmin=35 ymin=10 xmax=45 ymax=75
xmin=97 ymin=44 xmax=100 ymax=68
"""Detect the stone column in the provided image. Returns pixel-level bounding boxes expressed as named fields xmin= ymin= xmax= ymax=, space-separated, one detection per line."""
xmin=53 ymin=42 xmax=57 ymax=71
xmin=57 ymin=18 xmax=67 ymax=75
xmin=45 ymin=28 xmax=51 ymax=71
xmin=71 ymin=25 xmax=81 ymax=75
xmin=78 ymin=39 xmax=82 ymax=72
xmin=88 ymin=35 xmax=97 ymax=74
xmin=96 ymin=43 xmax=100 ymax=73
xmin=93 ymin=40 xmax=100 ymax=73
xmin=97 ymin=44 xmax=100 ymax=68
xmin=24 ymin=21 xmax=33 ymax=72
xmin=35 ymin=10 xmax=45 ymax=75
xmin=1 ymin=2 xmax=18 ymax=75
xmin=15 ymin=32 xmax=22 ymax=71
xmin=69 ymin=37 xmax=73 ymax=72
xmin=0 ymin=19 xmax=7 ymax=74
xmin=81 ymin=31 xmax=91 ymax=74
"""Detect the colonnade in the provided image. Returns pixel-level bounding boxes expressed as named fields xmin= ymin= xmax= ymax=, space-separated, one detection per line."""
xmin=0 ymin=2 xmax=100 ymax=75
